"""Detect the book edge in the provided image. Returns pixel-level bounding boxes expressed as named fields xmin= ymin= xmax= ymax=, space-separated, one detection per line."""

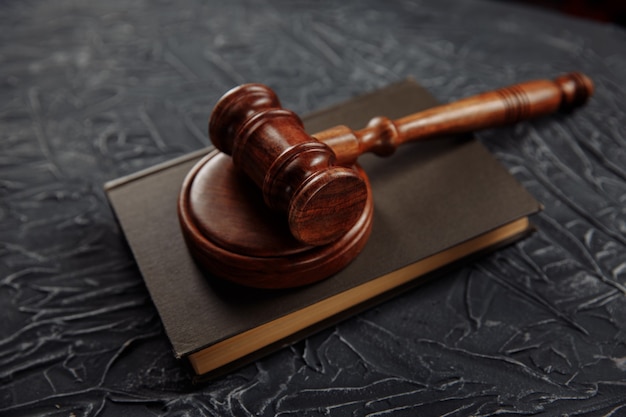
xmin=104 ymin=148 xmax=211 ymax=191
xmin=188 ymin=216 xmax=533 ymax=377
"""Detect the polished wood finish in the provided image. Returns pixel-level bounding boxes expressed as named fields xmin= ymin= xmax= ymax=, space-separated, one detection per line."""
xmin=209 ymin=84 xmax=368 ymax=246
xmin=179 ymin=73 xmax=592 ymax=288
xmin=178 ymin=150 xmax=373 ymax=289
xmin=317 ymin=72 xmax=593 ymax=164
xmin=209 ymin=73 xmax=593 ymax=245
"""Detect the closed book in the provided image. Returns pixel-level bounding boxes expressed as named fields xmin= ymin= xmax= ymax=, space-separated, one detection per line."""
xmin=105 ymin=79 xmax=541 ymax=378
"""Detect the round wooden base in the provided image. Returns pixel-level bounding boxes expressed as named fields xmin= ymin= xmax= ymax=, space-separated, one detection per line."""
xmin=178 ymin=150 xmax=373 ymax=289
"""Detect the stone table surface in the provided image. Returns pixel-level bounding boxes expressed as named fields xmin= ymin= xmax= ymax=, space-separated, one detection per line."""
xmin=1 ymin=0 xmax=625 ymax=415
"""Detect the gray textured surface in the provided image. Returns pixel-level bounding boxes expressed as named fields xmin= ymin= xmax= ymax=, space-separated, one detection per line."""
xmin=1 ymin=0 xmax=625 ymax=415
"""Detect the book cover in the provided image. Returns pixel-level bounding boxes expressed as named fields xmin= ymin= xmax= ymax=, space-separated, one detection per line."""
xmin=105 ymin=79 xmax=541 ymax=378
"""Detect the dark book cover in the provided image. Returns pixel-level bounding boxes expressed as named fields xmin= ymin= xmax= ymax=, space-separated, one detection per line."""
xmin=105 ymin=79 xmax=541 ymax=378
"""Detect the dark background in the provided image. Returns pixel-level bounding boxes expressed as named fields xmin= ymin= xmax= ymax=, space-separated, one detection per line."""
xmin=507 ymin=0 xmax=626 ymax=26
xmin=1 ymin=0 xmax=625 ymax=416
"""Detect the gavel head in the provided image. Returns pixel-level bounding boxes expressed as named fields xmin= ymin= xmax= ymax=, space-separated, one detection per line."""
xmin=208 ymin=84 xmax=368 ymax=246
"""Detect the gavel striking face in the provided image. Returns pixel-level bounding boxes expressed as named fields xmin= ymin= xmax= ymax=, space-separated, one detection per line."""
xmin=208 ymin=73 xmax=593 ymax=246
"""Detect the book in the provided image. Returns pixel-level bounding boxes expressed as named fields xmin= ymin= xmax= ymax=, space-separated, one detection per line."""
xmin=105 ymin=79 xmax=541 ymax=379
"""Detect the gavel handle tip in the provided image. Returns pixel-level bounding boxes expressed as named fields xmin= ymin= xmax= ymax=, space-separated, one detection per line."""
xmin=555 ymin=72 xmax=594 ymax=111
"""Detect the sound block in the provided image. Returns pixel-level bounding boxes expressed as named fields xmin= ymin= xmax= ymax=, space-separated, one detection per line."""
xmin=178 ymin=150 xmax=373 ymax=289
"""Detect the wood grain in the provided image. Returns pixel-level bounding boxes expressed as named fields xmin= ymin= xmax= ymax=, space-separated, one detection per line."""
xmin=207 ymin=73 xmax=593 ymax=244
xmin=177 ymin=150 xmax=373 ymax=289
xmin=316 ymin=72 xmax=594 ymax=164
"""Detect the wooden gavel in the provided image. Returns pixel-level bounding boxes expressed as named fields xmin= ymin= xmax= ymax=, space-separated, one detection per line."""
xmin=208 ymin=72 xmax=593 ymax=246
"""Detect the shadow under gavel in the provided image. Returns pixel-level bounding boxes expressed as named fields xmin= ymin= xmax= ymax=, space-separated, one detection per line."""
xmin=179 ymin=73 xmax=593 ymax=288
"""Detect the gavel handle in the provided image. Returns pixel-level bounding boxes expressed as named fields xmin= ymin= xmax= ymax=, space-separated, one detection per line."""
xmin=314 ymin=72 xmax=594 ymax=165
